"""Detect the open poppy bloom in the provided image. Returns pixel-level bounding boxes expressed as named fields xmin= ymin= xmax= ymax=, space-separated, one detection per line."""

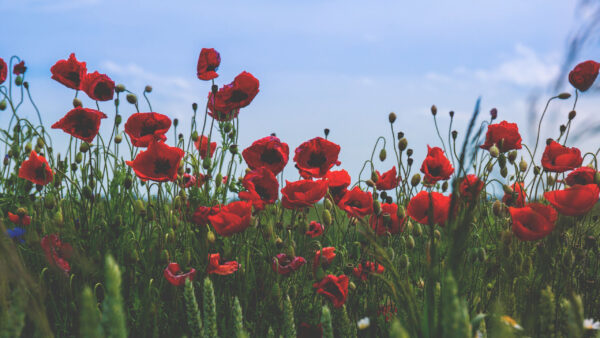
xmin=306 ymin=221 xmax=324 ymax=237
xmin=8 ymin=211 xmax=31 ymax=226
xmin=197 ymin=48 xmax=221 ymax=80
xmin=407 ymin=191 xmax=451 ymax=226
xmin=164 ymin=262 xmax=196 ymax=286
xmin=353 ymin=261 xmax=385 ymax=281
xmin=0 ymin=58 xmax=6 ymax=84
xmin=565 ymin=166 xmax=597 ymax=186
xmin=51 ymin=107 xmax=107 ymax=143
xmin=544 ymin=184 xmax=600 ymax=216
xmin=81 ymin=71 xmax=115 ymax=101
xmin=459 ymin=174 xmax=484 ymax=201
xmin=238 ymin=167 xmax=279 ymax=210
xmin=50 ymin=53 xmax=87 ymax=90
xmin=207 ymin=201 xmax=252 ymax=237
xmin=370 ymin=203 xmax=406 ymax=235
xmin=182 ymin=173 xmax=205 ymax=189
xmin=272 ymin=253 xmax=306 ymax=276
xmin=126 ymin=141 xmax=185 ymax=182
xmin=242 ymin=136 xmax=289 ymax=175
xmin=313 ymin=274 xmax=349 ymax=308
xmin=191 ymin=205 xmax=220 ymax=226
xmin=420 ymin=146 xmax=454 ymax=184
xmin=13 ymin=61 xmax=26 ymax=75
xmin=18 ymin=151 xmax=53 ymax=186
xmin=509 ymin=203 xmax=557 ymax=241
xmin=337 ymin=186 xmax=373 ymax=218
xmin=325 ymin=169 xmax=351 ymax=202
xmin=294 ymin=137 xmax=341 ymax=179
xmin=376 ymin=167 xmax=400 ymax=191
xmin=541 ymin=141 xmax=582 ymax=173
xmin=503 ymin=182 xmax=527 ymax=207
xmin=569 ymin=60 xmax=600 ymax=92
xmin=207 ymin=253 xmax=239 ymax=275
xmin=281 ymin=179 xmax=329 ymax=209
xmin=195 ymin=135 xmax=217 ymax=159
xmin=313 ymin=247 xmax=336 ymax=274
xmin=41 ymin=234 xmax=72 ymax=274
xmin=480 ymin=120 xmax=522 ymax=153
xmin=208 ymin=71 xmax=260 ymax=121
xmin=124 ymin=112 xmax=171 ymax=147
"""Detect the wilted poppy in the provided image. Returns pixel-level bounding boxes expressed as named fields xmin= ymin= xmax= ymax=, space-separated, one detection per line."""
xmin=503 ymin=182 xmax=527 ymax=207
xmin=238 ymin=167 xmax=279 ymax=210
xmin=13 ymin=61 xmax=26 ymax=75
xmin=0 ymin=58 xmax=6 ymax=84
xmin=509 ymin=203 xmax=557 ymax=241
xmin=376 ymin=167 xmax=400 ymax=191
xmin=207 ymin=201 xmax=252 ymax=237
xmin=337 ymin=186 xmax=373 ymax=218
xmin=41 ymin=234 xmax=72 ymax=274
xmin=294 ymin=137 xmax=341 ymax=179
xmin=313 ymin=274 xmax=349 ymax=308
xmin=50 ymin=53 xmax=87 ymax=90
xmin=242 ymin=136 xmax=289 ymax=175
xmin=208 ymin=71 xmax=260 ymax=121
xmin=420 ymin=146 xmax=454 ymax=184
xmin=81 ymin=71 xmax=115 ymax=101
xmin=480 ymin=121 xmax=522 ymax=153
xmin=353 ymin=261 xmax=384 ymax=281
xmin=542 ymin=141 xmax=582 ymax=173
xmin=207 ymin=253 xmax=239 ymax=275
xmin=569 ymin=60 xmax=600 ymax=92
xmin=544 ymin=184 xmax=600 ymax=216
xmin=197 ymin=48 xmax=221 ymax=81
xmin=281 ymin=179 xmax=329 ymax=209
xmin=126 ymin=140 xmax=185 ymax=182
xmin=272 ymin=253 xmax=306 ymax=276
xmin=306 ymin=221 xmax=324 ymax=238
xmin=164 ymin=262 xmax=196 ymax=286
xmin=18 ymin=151 xmax=53 ymax=186
xmin=195 ymin=136 xmax=217 ymax=159
xmin=370 ymin=203 xmax=406 ymax=235
xmin=124 ymin=112 xmax=171 ymax=147
xmin=52 ymin=107 xmax=107 ymax=143
xmin=407 ymin=191 xmax=451 ymax=226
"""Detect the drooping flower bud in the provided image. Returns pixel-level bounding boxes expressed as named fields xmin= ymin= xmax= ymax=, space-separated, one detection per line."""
xmin=547 ymin=175 xmax=555 ymax=186
xmin=388 ymin=112 xmax=397 ymax=123
xmin=398 ymin=138 xmax=407 ymax=151
xmin=144 ymin=85 xmax=153 ymax=93
xmin=115 ymin=133 xmax=123 ymax=144
xmin=379 ymin=149 xmax=387 ymax=161
xmin=73 ymin=98 xmax=82 ymax=108
xmin=568 ymin=110 xmax=576 ymax=120
xmin=519 ymin=158 xmax=527 ymax=172
xmin=373 ymin=200 xmax=382 ymax=215
xmin=557 ymin=92 xmax=571 ymax=100
xmin=489 ymin=144 xmax=499 ymax=158
xmin=411 ymin=173 xmax=421 ymax=187
xmin=115 ymin=84 xmax=126 ymax=93
xmin=430 ymin=105 xmax=437 ymax=116
xmin=0 ymin=100 xmax=6 ymax=111
xmin=500 ymin=166 xmax=508 ymax=178
xmin=126 ymin=93 xmax=137 ymax=104
xmin=507 ymin=150 xmax=517 ymax=164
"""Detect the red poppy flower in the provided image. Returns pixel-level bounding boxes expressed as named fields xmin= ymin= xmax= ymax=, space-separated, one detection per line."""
xmin=8 ymin=212 xmax=31 ymax=226
xmin=0 ymin=58 xmax=6 ymax=84
xmin=306 ymin=221 xmax=324 ymax=237
xmin=420 ymin=146 xmax=454 ymax=184
xmin=207 ymin=253 xmax=239 ymax=275
xmin=503 ymin=181 xmax=527 ymax=207
xmin=541 ymin=141 xmax=582 ymax=173
xmin=459 ymin=174 xmax=484 ymax=201
xmin=281 ymin=179 xmax=329 ymax=209
xmin=313 ymin=247 xmax=336 ymax=274
xmin=376 ymin=167 xmax=400 ymax=191
xmin=370 ymin=203 xmax=406 ymax=235
xmin=13 ymin=61 xmax=26 ymax=75
xmin=294 ymin=137 xmax=341 ymax=179
xmin=50 ymin=53 xmax=87 ymax=90
xmin=164 ymin=262 xmax=196 ymax=286
xmin=182 ymin=173 xmax=205 ymax=189
xmin=238 ymin=168 xmax=279 ymax=210
xmin=480 ymin=120 xmax=522 ymax=153
xmin=194 ymin=136 xmax=217 ymax=159
xmin=544 ymin=184 xmax=600 ymax=216
xmin=242 ymin=136 xmax=289 ymax=175
xmin=407 ymin=191 xmax=451 ymax=226
xmin=207 ymin=201 xmax=252 ymax=237
xmin=509 ymin=203 xmax=557 ymax=241
xmin=565 ymin=166 xmax=597 ymax=186
xmin=569 ymin=60 xmax=600 ymax=92
xmin=126 ymin=140 xmax=185 ymax=182
xmin=298 ymin=323 xmax=323 ymax=338
xmin=324 ymin=169 xmax=351 ymax=202
xmin=81 ymin=71 xmax=115 ymax=101
xmin=272 ymin=253 xmax=306 ymax=276
xmin=124 ymin=112 xmax=171 ymax=147
xmin=197 ymin=48 xmax=221 ymax=81
xmin=18 ymin=151 xmax=53 ymax=186
xmin=51 ymin=107 xmax=107 ymax=143
xmin=41 ymin=234 xmax=72 ymax=274
xmin=353 ymin=261 xmax=385 ymax=281
xmin=337 ymin=186 xmax=373 ymax=218
xmin=313 ymin=274 xmax=349 ymax=308
xmin=208 ymin=71 xmax=260 ymax=121
xmin=191 ymin=205 xmax=220 ymax=225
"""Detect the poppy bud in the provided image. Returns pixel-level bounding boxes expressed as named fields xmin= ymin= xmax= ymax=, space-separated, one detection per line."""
xmin=406 ymin=235 xmax=415 ymax=249
xmin=533 ymin=166 xmax=540 ymax=176
xmin=192 ymin=102 xmax=198 ymax=111
xmin=80 ymin=142 xmax=90 ymax=153
xmin=223 ymin=123 xmax=232 ymax=133
xmin=547 ymin=175 xmax=555 ymax=186
xmin=492 ymin=200 xmax=504 ymax=217
xmin=144 ymin=85 xmax=153 ymax=93
xmin=411 ymin=174 xmax=421 ymax=187
xmin=323 ymin=209 xmax=332 ymax=226
xmin=122 ymin=175 xmax=132 ymax=189
xmin=397 ymin=205 xmax=405 ymax=219
xmin=489 ymin=145 xmax=499 ymax=158
xmin=73 ymin=98 xmax=82 ymax=108
xmin=397 ymin=131 xmax=404 ymax=139
xmin=323 ymin=128 xmax=330 ymax=137
xmin=441 ymin=181 xmax=448 ymax=192
xmin=507 ymin=150 xmax=517 ymax=164
xmin=559 ymin=124 xmax=566 ymax=134
xmin=115 ymin=133 xmax=123 ymax=144
xmin=557 ymin=92 xmax=571 ymax=100
xmin=75 ymin=152 xmax=83 ymax=164
xmin=24 ymin=142 xmax=32 ymax=153
xmin=134 ymin=199 xmax=146 ymax=215
xmin=379 ymin=149 xmax=386 ymax=161
xmin=373 ymin=200 xmax=382 ymax=215
xmin=594 ymin=172 xmax=600 ymax=185
xmin=434 ymin=229 xmax=441 ymax=241
xmin=202 ymin=157 xmax=211 ymax=170
xmin=82 ymin=186 xmax=93 ymax=200
xmin=477 ymin=248 xmax=487 ymax=262
xmin=15 ymin=76 xmax=23 ymax=86
xmin=398 ymin=138 xmax=407 ymax=151
xmin=370 ymin=171 xmax=379 ymax=183
xmin=519 ymin=158 xmax=527 ymax=172
xmin=568 ymin=110 xmax=576 ymax=120
xmin=44 ymin=195 xmax=56 ymax=210
xmin=71 ymin=163 xmax=78 ymax=172
xmin=500 ymin=167 xmax=508 ymax=178
xmin=324 ymin=198 xmax=333 ymax=210
xmin=53 ymin=210 xmax=64 ymax=226
xmin=399 ymin=254 xmax=410 ymax=269
xmin=229 ymin=144 xmax=238 ymax=154
xmin=502 ymin=184 xmax=513 ymax=195
xmin=431 ymin=105 xmax=437 ymax=116
xmin=0 ymin=100 xmax=6 ymax=110
xmin=388 ymin=112 xmax=397 ymax=123
xmin=206 ymin=230 xmax=216 ymax=244
xmin=115 ymin=84 xmax=126 ymax=93
xmin=413 ymin=223 xmax=423 ymax=237
xmin=451 ymin=130 xmax=457 ymax=140
xmin=366 ymin=179 xmax=376 ymax=188
xmin=275 ymin=237 xmax=283 ymax=249
xmin=126 ymin=93 xmax=137 ymax=104
xmin=406 ymin=148 xmax=413 ymax=157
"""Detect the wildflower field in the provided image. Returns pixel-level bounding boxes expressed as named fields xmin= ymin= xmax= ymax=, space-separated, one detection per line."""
xmin=1 ymin=49 xmax=600 ymax=338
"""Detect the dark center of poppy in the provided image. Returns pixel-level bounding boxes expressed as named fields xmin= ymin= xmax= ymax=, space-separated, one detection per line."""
xmin=34 ymin=165 xmax=48 ymax=181
xmin=66 ymin=71 xmax=80 ymax=85
xmin=140 ymin=122 xmax=157 ymax=137
xmin=255 ymin=184 xmax=271 ymax=200
xmin=347 ymin=200 xmax=363 ymax=208
xmin=428 ymin=165 xmax=441 ymax=177
xmin=154 ymin=158 xmax=172 ymax=175
xmin=322 ymin=281 xmax=342 ymax=298
xmin=228 ymin=89 xmax=248 ymax=103
xmin=206 ymin=64 xmax=217 ymax=72
xmin=307 ymin=152 xmax=327 ymax=168
xmin=260 ymin=149 xmax=282 ymax=165
xmin=94 ymin=82 xmax=111 ymax=99
xmin=74 ymin=114 xmax=95 ymax=138
xmin=278 ymin=255 xmax=292 ymax=267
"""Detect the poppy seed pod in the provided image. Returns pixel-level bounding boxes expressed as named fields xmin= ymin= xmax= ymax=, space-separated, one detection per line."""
xmin=126 ymin=93 xmax=137 ymax=104
xmin=192 ymin=102 xmax=198 ymax=111
xmin=15 ymin=76 xmax=23 ymax=86
xmin=411 ymin=173 xmax=421 ymax=187
xmin=406 ymin=148 xmax=413 ymax=157
xmin=324 ymin=128 xmax=330 ymax=137
xmin=398 ymin=138 xmax=407 ymax=151
xmin=559 ymin=125 xmax=567 ymax=134
xmin=388 ymin=112 xmax=397 ymax=123
xmin=72 ymin=98 xmax=82 ymax=108
xmin=557 ymin=92 xmax=571 ymax=100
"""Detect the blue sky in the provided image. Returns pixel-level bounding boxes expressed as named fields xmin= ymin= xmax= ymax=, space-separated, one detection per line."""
xmin=1 ymin=0 xmax=599 ymax=184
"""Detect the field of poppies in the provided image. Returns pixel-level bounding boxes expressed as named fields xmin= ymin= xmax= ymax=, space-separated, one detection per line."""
xmin=1 ymin=49 xmax=600 ymax=337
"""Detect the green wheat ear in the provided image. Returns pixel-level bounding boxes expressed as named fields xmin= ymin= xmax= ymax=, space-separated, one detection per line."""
xmin=184 ymin=279 xmax=203 ymax=338
xmin=389 ymin=319 xmax=410 ymax=338
xmin=441 ymin=272 xmax=471 ymax=338
xmin=0 ymin=287 xmax=27 ymax=338
xmin=233 ymin=297 xmax=248 ymax=338
xmin=282 ymin=295 xmax=296 ymax=338
xmin=102 ymin=255 xmax=127 ymax=338
xmin=538 ymin=286 xmax=555 ymax=337
xmin=203 ymin=277 xmax=218 ymax=338
xmin=560 ymin=294 xmax=584 ymax=338
xmin=80 ymin=286 xmax=104 ymax=338
xmin=321 ymin=305 xmax=333 ymax=338
xmin=334 ymin=305 xmax=356 ymax=338
xmin=266 ymin=326 xmax=276 ymax=338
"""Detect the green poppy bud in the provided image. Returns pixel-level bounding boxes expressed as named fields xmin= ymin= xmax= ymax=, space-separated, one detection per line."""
xmin=399 ymin=254 xmax=410 ymax=269
xmin=73 ymin=98 xmax=82 ymax=108
xmin=324 ymin=198 xmax=333 ymax=210
xmin=323 ymin=209 xmax=333 ymax=226
xmin=519 ymin=158 xmax=527 ymax=172
xmin=126 ymin=93 xmax=137 ymax=104
xmin=411 ymin=173 xmax=421 ymax=187
xmin=0 ymin=99 xmax=6 ymax=111
xmin=80 ymin=142 xmax=90 ymax=153
xmin=500 ymin=166 xmax=508 ymax=178
xmin=489 ymin=144 xmax=499 ymax=158
xmin=15 ymin=76 xmax=23 ymax=86
xmin=388 ymin=112 xmax=397 ymax=123
xmin=115 ymin=133 xmax=123 ymax=144
xmin=115 ymin=84 xmax=126 ymax=93
xmin=406 ymin=235 xmax=415 ymax=249
xmin=379 ymin=149 xmax=387 ymax=161
xmin=398 ymin=138 xmax=408 ymax=151
xmin=557 ymin=92 xmax=571 ymax=99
